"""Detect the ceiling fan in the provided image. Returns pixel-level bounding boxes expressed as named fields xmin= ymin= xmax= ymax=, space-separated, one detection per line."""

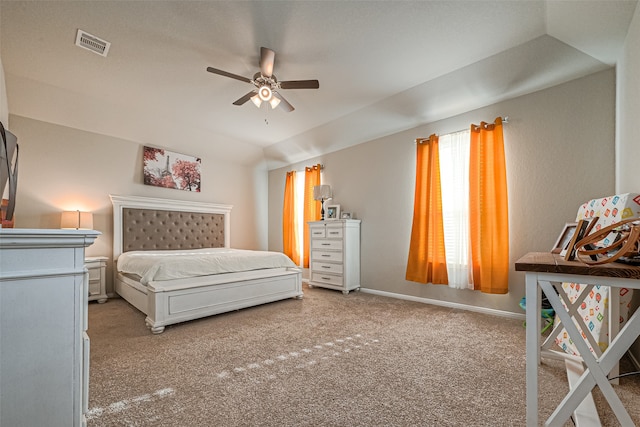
xmin=206 ymin=47 xmax=319 ymax=112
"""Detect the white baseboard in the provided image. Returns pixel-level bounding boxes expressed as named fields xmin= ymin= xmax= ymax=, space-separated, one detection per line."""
xmin=359 ymin=287 xmax=526 ymax=320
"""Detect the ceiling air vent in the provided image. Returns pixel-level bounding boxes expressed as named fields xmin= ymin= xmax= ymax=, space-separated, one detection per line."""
xmin=75 ymin=29 xmax=111 ymax=57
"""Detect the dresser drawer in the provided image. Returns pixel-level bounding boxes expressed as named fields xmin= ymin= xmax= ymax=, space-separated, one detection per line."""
xmin=312 ymin=239 xmax=342 ymax=250
xmin=325 ymin=227 xmax=343 ymax=238
xmin=311 ymin=272 xmax=344 ymax=287
xmin=310 ymin=227 xmax=326 ymax=238
xmin=311 ymin=261 xmax=344 ymax=274
xmin=311 ymin=250 xmax=343 ymax=262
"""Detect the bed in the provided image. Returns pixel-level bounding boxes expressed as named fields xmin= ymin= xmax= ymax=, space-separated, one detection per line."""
xmin=110 ymin=195 xmax=303 ymax=333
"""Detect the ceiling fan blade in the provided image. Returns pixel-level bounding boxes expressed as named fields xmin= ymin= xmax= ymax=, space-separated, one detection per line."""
xmin=273 ymin=92 xmax=294 ymax=112
xmin=280 ymin=80 xmax=320 ymax=90
xmin=260 ymin=47 xmax=275 ymax=78
xmin=233 ymin=91 xmax=257 ymax=106
xmin=206 ymin=67 xmax=252 ymax=84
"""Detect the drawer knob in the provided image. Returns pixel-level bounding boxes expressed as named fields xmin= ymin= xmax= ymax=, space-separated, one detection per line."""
xmin=321 ymin=277 xmax=331 ymax=280
xmin=322 ymin=243 xmax=330 ymax=246
xmin=322 ymin=266 xmax=331 ymax=269
xmin=321 ymin=254 xmax=330 ymax=257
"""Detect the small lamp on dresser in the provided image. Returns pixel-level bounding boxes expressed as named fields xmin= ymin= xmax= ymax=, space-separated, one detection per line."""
xmin=313 ymin=185 xmax=332 ymax=220
xmin=61 ymin=210 xmax=94 ymax=230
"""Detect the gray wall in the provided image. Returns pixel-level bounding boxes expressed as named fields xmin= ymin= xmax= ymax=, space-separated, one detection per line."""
xmin=269 ymin=68 xmax=616 ymax=316
xmin=9 ymin=115 xmax=269 ymax=295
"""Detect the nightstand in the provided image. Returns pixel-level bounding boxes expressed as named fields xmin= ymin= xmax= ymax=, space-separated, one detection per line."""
xmin=85 ymin=256 xmax=108 ymax=303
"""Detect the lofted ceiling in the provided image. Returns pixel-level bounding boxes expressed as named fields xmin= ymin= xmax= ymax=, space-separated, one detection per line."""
xmin=1 ymin=1 xmax=637 ymax=169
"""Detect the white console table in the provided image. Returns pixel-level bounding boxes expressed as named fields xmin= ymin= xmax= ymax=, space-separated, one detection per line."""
xmin=0 ymin=228 xmax=99 ymax=427
xmin=516 ymin=252 xmax=640 ymax=426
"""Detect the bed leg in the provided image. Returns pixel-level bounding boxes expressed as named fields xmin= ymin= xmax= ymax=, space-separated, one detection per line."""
xmin=145 ymin=318 xmax=165 ymax=334
xmin=294 ymin=294 xmax=303 ymax=300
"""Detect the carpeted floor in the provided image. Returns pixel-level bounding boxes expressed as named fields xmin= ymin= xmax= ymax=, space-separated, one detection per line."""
xmin=87 ymin=284 xmax=640 ymax=426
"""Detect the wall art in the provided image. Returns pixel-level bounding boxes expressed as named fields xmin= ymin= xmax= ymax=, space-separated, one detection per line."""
xmin=143 ymin=146 xmax=201 ymax=192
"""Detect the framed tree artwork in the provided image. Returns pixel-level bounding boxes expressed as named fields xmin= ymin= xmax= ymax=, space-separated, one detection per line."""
xmin=143 ymin=146 xmax=201 ymax=192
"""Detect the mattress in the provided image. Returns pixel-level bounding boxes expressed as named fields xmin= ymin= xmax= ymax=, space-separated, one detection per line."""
xmin=117 ymin=248 xmax=297 ymax=285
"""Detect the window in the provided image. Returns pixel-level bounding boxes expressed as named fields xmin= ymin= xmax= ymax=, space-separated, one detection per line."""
xmin=438 ymin=130 xmax=472 ymax=289
xmin=406 ymin=117 xmax=509 ymax=294
xmin=283 ymin=165 xmax=323 ymax=268
xmin=293 ymin=170 xmax=305 ymax=266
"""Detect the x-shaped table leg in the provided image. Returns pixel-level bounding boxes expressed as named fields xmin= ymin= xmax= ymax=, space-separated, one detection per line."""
xmin=540 ymin=280 xmax=640 ymax=426
xmin=541 ymin=283 xmax=602 ymax=359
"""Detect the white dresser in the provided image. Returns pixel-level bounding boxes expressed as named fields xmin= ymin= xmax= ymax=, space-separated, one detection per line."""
xmin=308 ymin=219 xmax=361 ymax=294
xmin=0 ymin=228 xmax=99 ymax=427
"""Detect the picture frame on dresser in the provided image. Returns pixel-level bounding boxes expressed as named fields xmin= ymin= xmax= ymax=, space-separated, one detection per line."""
xmin=325 ymin=204 xmax=340 ymax=220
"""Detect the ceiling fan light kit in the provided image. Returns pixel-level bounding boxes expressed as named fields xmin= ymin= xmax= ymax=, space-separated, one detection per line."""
xmin=207 ymin=47 xmax=319 ymax=113
xmin=258 ymin=85 xmax=272 ymax=102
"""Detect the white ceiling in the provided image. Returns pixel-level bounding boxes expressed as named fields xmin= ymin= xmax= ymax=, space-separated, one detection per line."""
xmin=1 ymin=1 xmax=637 ymax=169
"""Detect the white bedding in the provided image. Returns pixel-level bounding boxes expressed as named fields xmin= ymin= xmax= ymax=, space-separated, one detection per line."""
xmin=117 ymin=248 xmax=297 ymax=285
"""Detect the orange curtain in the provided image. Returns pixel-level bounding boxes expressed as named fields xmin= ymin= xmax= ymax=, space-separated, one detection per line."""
xmin=282 ymin=170 xmax=299 ymax=264
xmin=469 ymin=117 xmax=509 ymax=294
xmin=406 ymin=135 xmax=449 ymax=285
xmin=303 ymin=164 xmax=322 ymax=267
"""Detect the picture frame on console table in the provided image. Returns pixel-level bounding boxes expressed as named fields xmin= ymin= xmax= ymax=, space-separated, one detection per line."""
xmin=553 ymin=222 xmax=577 ymax=255
xmin=563 ymin=219 xmax=593 ymax=261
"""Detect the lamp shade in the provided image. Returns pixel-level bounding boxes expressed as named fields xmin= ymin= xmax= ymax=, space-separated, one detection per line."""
xmin=313 ymin=185 xmax=332 ymax=201
xmin=251 ymin=94 xmax=262 ymax=108
xmin=269 ymin=96 xmax=281 ymax=109
xmin=61 ymin=210 xmax=93 ymax=230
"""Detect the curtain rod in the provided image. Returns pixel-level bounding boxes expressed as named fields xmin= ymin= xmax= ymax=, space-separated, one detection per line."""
xmin=416 ymin=116 xmax=509 ymax=143
xmin=289 ymin=164 xmax=323 ymax=173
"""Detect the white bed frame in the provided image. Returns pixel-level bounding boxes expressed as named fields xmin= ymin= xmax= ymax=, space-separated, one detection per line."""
xmin=110 ymin=195 xmax=303 ymax=334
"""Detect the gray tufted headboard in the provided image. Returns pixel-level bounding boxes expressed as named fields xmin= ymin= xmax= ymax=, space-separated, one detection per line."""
xmin=110 ymin=195 xmax=233 ymax=260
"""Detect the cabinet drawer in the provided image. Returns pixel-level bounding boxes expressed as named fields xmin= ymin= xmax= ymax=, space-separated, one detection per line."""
xmin=310 ymin=227 xmax=326 ymax=238
xmin=311 ymin=251 xmax=343 ymax=262
xmin=311 ymin=261 xmax=344 ymax=274
xmin=311 ymin=240 xmax=342 ymax=250
xmin=311 ymin=272 xmax=344 ymax=287
xmin=325 ymin=227 xmax=343 ymax=238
